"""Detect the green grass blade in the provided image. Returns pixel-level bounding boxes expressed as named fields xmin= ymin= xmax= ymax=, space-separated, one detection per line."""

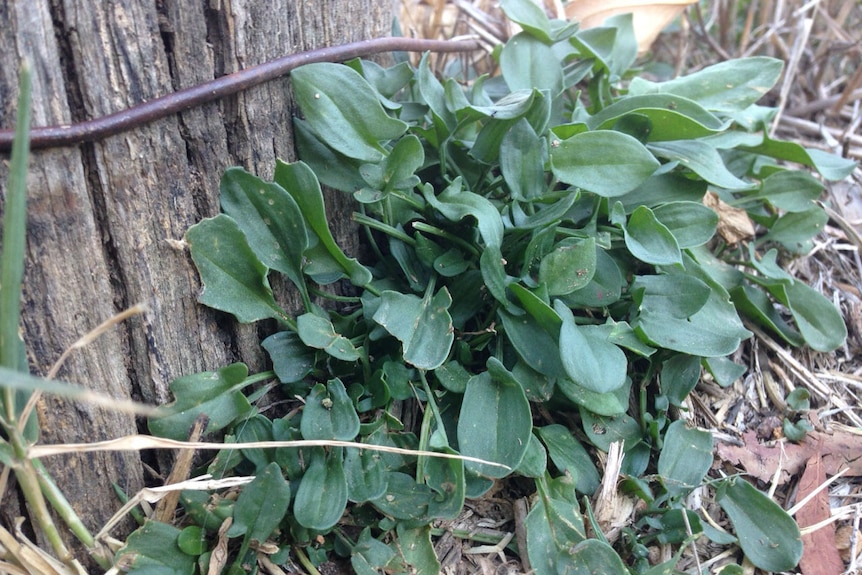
xmin=1 ymin=60 xmax=32 ymax=372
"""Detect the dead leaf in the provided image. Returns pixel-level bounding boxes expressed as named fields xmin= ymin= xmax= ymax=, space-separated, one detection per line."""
xmin=716 ymin=428 xmax=862 ymax=484
xmin=835 ymin=525 xmax=861 ymax=562
xmin=704 ymin=191 xmax=755 ymax=245
xmin=797 ymin=454 xmax=844 ymax=575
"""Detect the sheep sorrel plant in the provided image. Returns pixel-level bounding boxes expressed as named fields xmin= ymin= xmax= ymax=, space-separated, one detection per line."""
xmin=131 ymin=2 xmax=855 ymax=573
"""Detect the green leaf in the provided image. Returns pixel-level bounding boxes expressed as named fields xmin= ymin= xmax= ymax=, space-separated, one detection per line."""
xmin=422 ymin=179 xmax=504 ymax=248
xmin=634 ymin=273 xmax=711 ymax=318
xmin=480 ymin=245 xmax=513 ymax=308
xmin=148 ymin=363 xmax=252 ymax=440
xmin=749 ymin=246 xmax=794 ymax=282
xmin=416 ymin=52 xmax=455 ymax=129
xmin=749 ymin=170 xmax=823 ymax=212
xmin=186 ymin=215 xmax=287 ymax=323
xmin=658 ymin=421 xmax=713 ymax=500
xmin=735 ymin=135 xmax=856 ymax=181
xmin=499 ymin=308 xmax=567 ymax=379
xmin=501 ymin=32 xmax=564 ymax=93
xmin=395 ymin=524 xmax=440 ymax=575
xmin=293 ymin=448 xmax=349 ymax=531
xmin=762 ymin=207 xmax=828 ymax=250
xmin=526 ymin=493 xmax=589 ymax=575
xmin=629 ymin=57 xmax=784 ymax=112
xmin=237 ymin=414 xmax=274 ymax=471
xmin=118 ymin=521 xmax=195 ymax=575
xmin=364 ymin=134 xmax=424 ymax=193
xmin=300 ymin=379 xmax=360 ymax=441
xmin=556 ymin=376 xmax=629 ymax=416
xmin=500 ymin=119 xmax=545 ymax=200
xmin=572 ymin=15 xmax=637 ymax=78
xmin=556 ymin=301 xmax=626 ymax=394
xmin=424 ymin=446 xmax=465 ymax=519
xmin=291 ymin=62 xmax=407 ymax=162
xmin=510 ymin=283 xmax=562 ymax=332
xmin=297 ymin=313 xmax=360 ymax=361
xmin=539 ymin=238 xmax=597 ymax=296
xmin=703 ymin=356 xmax=747 ymax=387
xmin=370 ymin=472 xmax=434 ymax=520
xmin=218 ymin=168 xmax=309 ymax=299
xmin=274 ymin=160 xmax=372 ymax=286
xmin=559 ymin=248 xmax=623 ymax=308
xmin=649 ymin=140 xmax=754 ymax=190
xmin=373 ymin=286 xmax=454 ymax=370
xmin=565 ymin=540 xmax=631 ymax=575
xmin=176 ymin=526 xmax=206 ymax=556
xmin=551 ymin=131 xmax=659 ymax=197
xmin=581 ymin=408 xmax=641 ymax=453
xmin=636 ymin=289 xmax=750 ymax=356
xmin=516 ymin=433 xmax=548 ymax=478
xmin=261 ymin=331 xmax=315 ymax=384
xmin=661 ymin=355 xmax=701 ymax=407
xmin=786 ymin=388 xmax=811 ymax=412
xmin=227 ymin=462 xmax=290 ymax=542
xmin=775 ymin=280 xmax=847 ymax=351
xmin=623 ymin=206 xmax=682 ymax=266
xmin=521 ymin=477 xmax=586 ymax=575
xmin=588 ymin=94 xmax=727 ymax=141
xmin=499 ymin=0 xmax=554 ymax=43
xmin=457 ymin=361 xmax=532 ymax=478
xmin=351 ymin=529 xmax=397 ymax=575
xmin=537 ymin=424 xmax=600 ymax=494
xmin=731 ymin=283 xmax=804 ymax=347
xmin=434 ymin=361 xmax=470 ymax=393
xmin=652 ymin=202 xmax=718 ymax=248
xmin=294 ymin=118 xmax=366 ymax=193
xmin=716 ymin=477 xmax=803 ymax=571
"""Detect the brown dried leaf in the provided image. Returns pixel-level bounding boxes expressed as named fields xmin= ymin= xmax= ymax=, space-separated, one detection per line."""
xmin=797 ymin=455 xmax=844 ymax=575
xmin=717 ymin=428 xmax=862 ymax=484
xmin=704 ymin=191 xmax=755 ymax=245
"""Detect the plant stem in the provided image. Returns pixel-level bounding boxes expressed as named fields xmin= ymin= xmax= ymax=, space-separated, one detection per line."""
xmin=352 ymin=212 xmax=416 ymax=245
xmin=294 ymin=545 xmax=323 ymax=575
xmin=410 ymin=222 xmax=480 ymax=257
xmin=32 ymin=460 xmax=96 ymax=547
xmin=12 ymin=457 xmax=75 ymax=564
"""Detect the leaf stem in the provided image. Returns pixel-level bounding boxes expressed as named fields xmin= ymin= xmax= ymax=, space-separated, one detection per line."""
xmin=294 ymin=545 xmax=323 ymax=575
xmin=352 ymin=212 xmax=415 ymax=245
xmin=410 ymin=222 xmax=480 ymax=257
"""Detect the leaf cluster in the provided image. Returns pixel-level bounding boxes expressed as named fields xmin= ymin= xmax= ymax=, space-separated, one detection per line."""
xmin=132 ymin=3 xmax=855 ymax=573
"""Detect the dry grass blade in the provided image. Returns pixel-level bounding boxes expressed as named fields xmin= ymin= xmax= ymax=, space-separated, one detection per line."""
xmin=96 ymin=475 xmax=255 ymax=540
xmin=26 ymin=434 xmax=511 ymax=470
xmin=0 ymin=521 xmax=84 ymax=575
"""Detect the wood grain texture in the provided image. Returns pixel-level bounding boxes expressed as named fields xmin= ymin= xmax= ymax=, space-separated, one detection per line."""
xmin=0 ymin=0 xmax=389 ymax=562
